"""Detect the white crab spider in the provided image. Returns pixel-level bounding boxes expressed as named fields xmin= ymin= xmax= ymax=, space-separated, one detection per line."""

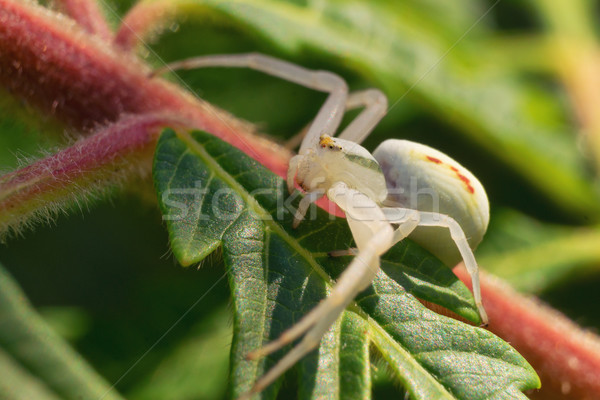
xmin=155 ymin=53 xmax=490 ymax=398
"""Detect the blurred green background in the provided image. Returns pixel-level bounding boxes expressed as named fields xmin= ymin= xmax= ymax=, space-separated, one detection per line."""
xmin=2 ymin=0 xmax=600 ymax=398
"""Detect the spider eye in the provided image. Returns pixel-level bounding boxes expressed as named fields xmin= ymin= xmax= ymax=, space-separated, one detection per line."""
xmin=329 ymin=145 xmax=333 ymax=149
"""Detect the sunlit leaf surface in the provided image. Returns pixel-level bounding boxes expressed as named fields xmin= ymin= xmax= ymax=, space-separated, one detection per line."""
xmin=153 ymin=129 xmax=540 ymax=399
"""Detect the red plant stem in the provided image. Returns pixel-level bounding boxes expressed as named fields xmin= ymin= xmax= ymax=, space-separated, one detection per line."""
xmin=55 ymin=0 xmax=113 ymax=40
xmin=0 ymin=114 xmax=179 ymax=234
xmin=114 ymin=1 xmax=171 ymax=50
xmin=455 ymin=267 xmax=600 ymax=400
xmin=0 ymin=0 xmax=290 ymax=177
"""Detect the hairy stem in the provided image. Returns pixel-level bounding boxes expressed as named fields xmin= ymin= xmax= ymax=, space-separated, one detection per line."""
xmin=55 ymin=0 xmax=113 ymax=40
xmin=0 ymin=114 xmax=179 ymax=237
xmin=114 ymin=0 xmax=173 ymax=50
xmin=0 ymin=0 xmax=291 ymax=177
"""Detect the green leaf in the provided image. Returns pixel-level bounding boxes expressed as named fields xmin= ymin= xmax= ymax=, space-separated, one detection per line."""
xmin=362 ymin=277 xmax=538 ymax=399
xmin=147 ymin=0 xmax=600 ymax=219
xmin=153 ymin=129 xmax=540 ymax=399
xmin=0 ymin=262 xmax=125 ymax=400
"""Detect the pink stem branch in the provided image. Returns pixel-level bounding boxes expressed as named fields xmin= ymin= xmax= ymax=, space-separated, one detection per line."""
xmin=0 ymin=0 xmax=291 ymax=177
xmin=114 ymin=1 xmax=172 ymax=51
xmin=0 ymin=114 xmax=179 ymax=236
xmin=55 ymin=0 xmax=113 ymax=41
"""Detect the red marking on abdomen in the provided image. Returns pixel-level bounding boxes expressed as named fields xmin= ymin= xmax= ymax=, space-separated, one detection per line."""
xmin=427 ymin=156 xmax=475 ymax=194
xmin=457 ymin=173 xmax=474 ymax=193
xmin=450 ymin=166 xmax=474 ymax=193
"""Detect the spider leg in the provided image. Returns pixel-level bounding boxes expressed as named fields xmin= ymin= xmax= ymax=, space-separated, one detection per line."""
xmin=338 ymin=89 xmax=388 ymax=144
xmin=327 ymin=207 xmax=420 ymax=257
xmin=241 ymin=183 xmax=394 ymax=398
xmin=325 ymin=209 xmax=418 ymax=261
xmin=382 ymin=208 xmax=489 ymax=325
xmin=292 ymin=189 xmax=326 ymax=228
xmin=328 ymin=248 xmax=358 ymax=257
xmin=152 ymin=53 xmax=348 ymax=152
xmin=381 ymin=207 xmax=422 ymax=245
xmin=287 ymin=89 xmax=389 ymax=149
xmin=244 ymin=240 xmax=380 ymax=364
xmin=287 ymin=155 xmax=301 ymax=194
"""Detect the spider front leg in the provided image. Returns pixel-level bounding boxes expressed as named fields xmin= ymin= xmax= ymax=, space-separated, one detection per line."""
xmin=286 ymin=155 xmax=301 ymax=194
xmin=152 ymin=52 xmax=349 ymax=151
xmin=240 ymin=183 xmax=409 ymax=399
xmin=338 ymin=89 xmax=388 ymax=144
xmin=287 ymin=89 xmax=389 ymax=151
xmin=418 ymin=212 xmax=488 ymax=325
xmin=382 ymin=208 xmax=489 ymax=325
xmin=292 ymin=188 xmax=325 ymax=228
xmin=154 ymin=52 xmax=391 ymax=153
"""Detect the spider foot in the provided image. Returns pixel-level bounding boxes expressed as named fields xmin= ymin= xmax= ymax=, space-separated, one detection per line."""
xmin=328 ymin=248 xmax=358 ymax=257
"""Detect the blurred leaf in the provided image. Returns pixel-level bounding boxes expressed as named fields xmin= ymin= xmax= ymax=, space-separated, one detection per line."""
xmin=478 ymin=209 xmax=600 ymax=293
xmin=530 ymin=0 xmax=597 ymax=39
xmin=482 ymin=34 xmax=555 ymax=74
xmin=153 ymin=129 xmax=539 ymax=399
xmin=129 ymin=305 xmax=231 ymax=400
xmin=0 ymin=348 xmax=62 ymax=400
xmin=38 ymin=306 xmax=91 ymax=342
xmin=0 ymin=262 xmax=125 ymax=400
xmin=144 ymin=0 xmax=599 ymax=218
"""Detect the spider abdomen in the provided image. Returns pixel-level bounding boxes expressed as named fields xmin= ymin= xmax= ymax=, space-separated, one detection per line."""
xmin=373 ymin=139 xmax=489 ymax=265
